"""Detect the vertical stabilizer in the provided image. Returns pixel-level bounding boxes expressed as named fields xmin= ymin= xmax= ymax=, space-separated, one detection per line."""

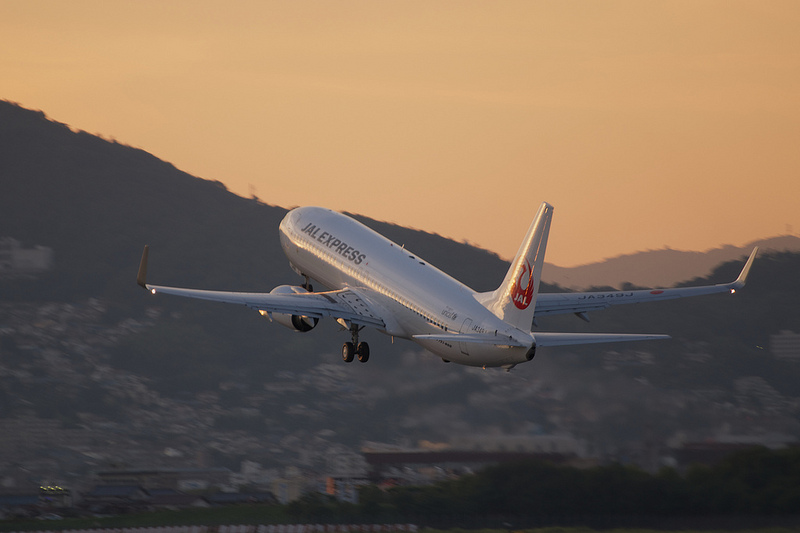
xmin=482 ymin=202 xmax=553 ymax=332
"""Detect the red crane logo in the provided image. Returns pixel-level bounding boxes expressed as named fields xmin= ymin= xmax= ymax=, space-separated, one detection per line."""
xmin=511 ymin=259 xmax=535 ymax=310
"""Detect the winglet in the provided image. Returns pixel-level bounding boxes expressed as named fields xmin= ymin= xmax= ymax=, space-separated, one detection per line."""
xmin=137 ymin=245 xmax=150 ymax=289
xmin=732 ymin=247 xmax=758 ymax=290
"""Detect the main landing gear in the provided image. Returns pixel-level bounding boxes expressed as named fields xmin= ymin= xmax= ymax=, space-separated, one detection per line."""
xmin=342 ymin=324 xmax=369 ymax=363
xmin=298 ymin=275 xmax=370 ymax=364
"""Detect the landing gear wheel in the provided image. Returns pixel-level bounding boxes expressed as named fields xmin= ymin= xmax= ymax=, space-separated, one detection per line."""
xmin=342 ymin=342 xmax=355 ymax=363
xmin=343 ymin=324 xmax=365 ymax=364
xmin=357 ymin=342 xmax=370 ymax=363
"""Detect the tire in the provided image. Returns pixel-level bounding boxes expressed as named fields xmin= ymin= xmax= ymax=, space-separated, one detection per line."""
xmin=342 ymin=342 xmax=355 ymax=363
xmin=357 ymin=342 xmax=370 ymax=363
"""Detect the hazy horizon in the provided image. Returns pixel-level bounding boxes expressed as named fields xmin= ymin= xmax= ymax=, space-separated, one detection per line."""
xmin=3 ymin=1 xmax=798 ymax=266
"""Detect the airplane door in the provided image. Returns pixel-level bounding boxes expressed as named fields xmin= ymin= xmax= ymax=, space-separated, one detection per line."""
xmin=459 ymin=318 xmax=473 ymax=355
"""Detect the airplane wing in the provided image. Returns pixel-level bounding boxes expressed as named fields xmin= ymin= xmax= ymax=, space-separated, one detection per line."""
xmin=535 ymin=247 xmax=757 ymax=318
xmin=137 ymin=246 xmax=385 ymax=328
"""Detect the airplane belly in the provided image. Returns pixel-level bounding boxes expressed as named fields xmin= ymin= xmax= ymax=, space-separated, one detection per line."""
xmin=414 ymin=337 xmax=461 ymax=360
xmin=414 ymin=336 xmax=531 ymax=368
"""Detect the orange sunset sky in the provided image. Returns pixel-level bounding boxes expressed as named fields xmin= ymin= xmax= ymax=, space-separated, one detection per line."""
xmin=2 ymin=1 xmax=799 ymax=266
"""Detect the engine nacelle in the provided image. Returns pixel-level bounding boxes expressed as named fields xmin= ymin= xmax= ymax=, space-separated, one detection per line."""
xmin=526 ymin=345 xmax=536 ymax=361
xmin=268 ymin=285 xmax=319 ymax=332
xmin=275 ymin=313 xmax=318 ymax=332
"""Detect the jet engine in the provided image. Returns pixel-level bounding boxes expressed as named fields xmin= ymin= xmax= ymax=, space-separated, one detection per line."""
xmin=525 ymin=345 xmax=536 ymax=361
xmin=268 ymin=285 xmax=319 ymax=332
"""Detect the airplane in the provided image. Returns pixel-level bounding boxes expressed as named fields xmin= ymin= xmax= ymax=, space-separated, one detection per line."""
xmin=136 ymin=203 xmax=758 ymax=371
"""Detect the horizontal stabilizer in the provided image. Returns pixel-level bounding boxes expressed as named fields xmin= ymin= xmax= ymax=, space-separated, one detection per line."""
xmin=533 ymin=332 xmax=670 ymax=347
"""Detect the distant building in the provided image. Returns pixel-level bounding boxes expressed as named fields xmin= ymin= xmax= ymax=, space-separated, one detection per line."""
xmin=457 ymin=434 xmax=585 ymax=455
xmin=771 ymin=330 xmax=800 ymax=360
xmin=228 ymin=460 xmax=279 ymax=489
xmin=0 ymin=238 xmax=53 ymax=277
xmin=272 ymin=467 xmax=305 ymax=504
xmin=205 ymin=491 xmax=276 ymax=506
xmin=80 ymin=485 xmax=149 ymax=513
xmin=97 ymin=468 xmax=231 ymax=490
xmin=323 ymin=450 xmax=369 ymax=503
xmin=324 ymin=476 xmax=368 ymax=504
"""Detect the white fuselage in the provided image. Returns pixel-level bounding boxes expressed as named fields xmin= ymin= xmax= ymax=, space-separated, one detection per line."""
xmin=278 ymin=206 xmax=534 ymax=367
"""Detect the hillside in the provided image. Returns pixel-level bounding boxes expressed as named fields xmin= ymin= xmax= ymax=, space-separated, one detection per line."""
xmin=1 ymin=100 xmax=799 ymax=486
xmin=0 ymin=101 xmax=511 ymax=302
xmin=4 ymin=99 xmax=797 ymax=297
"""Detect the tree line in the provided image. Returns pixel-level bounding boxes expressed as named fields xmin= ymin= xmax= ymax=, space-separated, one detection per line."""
xmin=287 ymin=447 xmax=800 ymax=524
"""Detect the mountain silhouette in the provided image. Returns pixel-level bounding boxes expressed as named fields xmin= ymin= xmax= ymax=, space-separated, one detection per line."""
xmin=0 ymin=100 xmax=510 ymax=306
xmin=5 ymin=99 xmax=796 ymax=299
